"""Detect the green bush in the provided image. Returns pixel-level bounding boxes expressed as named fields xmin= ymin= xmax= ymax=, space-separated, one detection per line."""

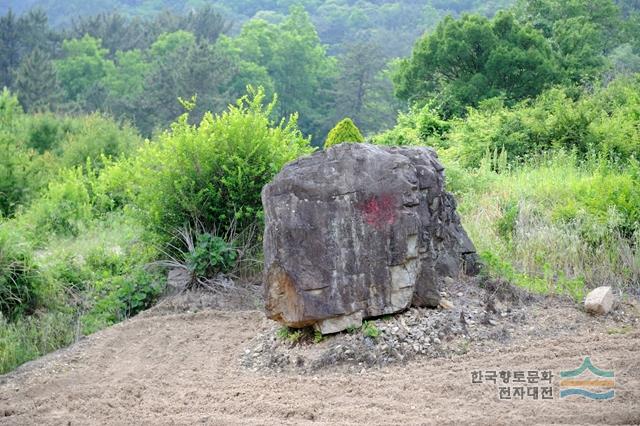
xmin=19 ymin=167 xmax=92 ymax=238
xmin=375 ymin=78 xmax=640 ymax=169
xmin=445 ymin=81 xmax=640 ymax=168
xmin=0 ymin=91 xmax=57 ymax=217
xmin=18 ymin=113 xmax=142 ymax=168
xmin=99 ymin=87 xmax=313 ymax=238
xmin=0 ymin=89 xmax=143 ymax=218
xmin=372 ymin=105 xmax=451 ymax=147
xmin=324 ymin=117 xmax=364 ymax=148
xmin=56 ymin=114 xmax=143 ymax=170
xmin=0 ymin=135 xmax=53 ymax=217
xmin=24 ymin=114 xmax=71 ymax=154
xmin=0 ymin=88 xmax=22 ymax=128
xmin=185 ymin=233 xmax=238 ymax=279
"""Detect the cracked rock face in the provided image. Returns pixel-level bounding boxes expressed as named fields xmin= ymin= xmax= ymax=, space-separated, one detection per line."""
xmin=262 ymin=143 xmax=478 ymax=333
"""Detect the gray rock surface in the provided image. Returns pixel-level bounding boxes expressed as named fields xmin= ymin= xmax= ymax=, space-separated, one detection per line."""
xmin=585 ymin=286 xmax=614 ymax=315
xmin=262 ymin=143 xmax=478 ymax=332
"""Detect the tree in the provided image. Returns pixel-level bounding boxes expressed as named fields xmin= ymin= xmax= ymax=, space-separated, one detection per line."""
xmin=0 ymin=10 xmax=20 ymax=88
xmin=332 ymin=39 xmax=398 ymax=135
xmin=217 ymin=36 xmax=275 ymax=101
xmin=133 ymin=31 xmax=235 ymax=135
xmin=55 ymin=35 xmax=114 ymax=102
xmin=324 ymin=117 xmax=365 ymax=148
xmin=393 ymin=12 xmax=562 ymax=117
xmin=184 ymin=5 xmax=232 ymax=44
xmin=228 ymin=6 xmax=337 ymax=140
xmin=0 ymin=9 xmax=56 ymax=89
xmin=68 ymin=12 xmax=149 ymax=56
xmin=102 ymin=49 xmax=149 ymax=101
xmin=14 ymin=48 xmax=60 ymax=112
xmin=515 ymin=0 xmax=623 ymax=82
xmin=616 ymin=0 xmax=640 ymax=17
xmin=15 ymin=8 xmax=55 ymax=58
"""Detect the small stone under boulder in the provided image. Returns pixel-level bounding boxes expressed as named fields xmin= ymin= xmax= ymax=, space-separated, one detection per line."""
xmin=262 ymin=143 xmax=478 ymax=333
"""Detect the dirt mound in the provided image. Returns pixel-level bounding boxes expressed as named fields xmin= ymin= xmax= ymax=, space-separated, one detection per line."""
xmin=242 ymin=278 xmax=637 ymax=374
xmin=0 ymin=283 xmax=639 ymax=425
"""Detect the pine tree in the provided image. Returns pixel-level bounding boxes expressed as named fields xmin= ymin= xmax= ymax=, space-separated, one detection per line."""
xmin=0 ymin=10 xmax=20 ymax=88
xmin=14 ymin=48 xmax=60 ymax=112
xmin=324 ymin=117 xmax=365 ymax=149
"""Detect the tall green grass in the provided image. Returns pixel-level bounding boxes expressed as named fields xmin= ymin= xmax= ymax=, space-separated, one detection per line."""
xmin=448 ymin=151 xmax=640 ymax=300
xmin=0 ymin=312 xmax=77 ymax=374
xmin=0 ymin=213 xmax=164 ymax=374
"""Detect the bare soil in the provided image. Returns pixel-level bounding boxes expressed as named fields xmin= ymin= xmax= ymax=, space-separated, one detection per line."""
xmin=1 ymin=282 xmax=639 ymax=425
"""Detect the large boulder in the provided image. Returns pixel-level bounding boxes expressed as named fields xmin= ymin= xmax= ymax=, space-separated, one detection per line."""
xmin=262 ymin=143 xmax=478 ymax=333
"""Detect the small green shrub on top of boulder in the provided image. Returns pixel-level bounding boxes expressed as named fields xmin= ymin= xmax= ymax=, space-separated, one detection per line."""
xmin=324 ymin=117 xmax=364 ymax=149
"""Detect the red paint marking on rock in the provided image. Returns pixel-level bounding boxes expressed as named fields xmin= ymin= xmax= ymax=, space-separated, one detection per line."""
xmin=359 ymin=194 xmax=396 ymax=229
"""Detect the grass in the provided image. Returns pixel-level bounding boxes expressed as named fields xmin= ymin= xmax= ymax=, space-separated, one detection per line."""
xmin=276 ymin=326 xmax=303 ymax=343
xmin=361 ymin=321 xmax=380 ymax=338
xmin=0 ymin=213 xmax=165 ymax=374
xmin=606 ymin=325 xmax=633 ymax=335
xmin=0 ymin=311 xmax=77 ymax=374
xmin=447 ymin=151 xmax=640 ymax=300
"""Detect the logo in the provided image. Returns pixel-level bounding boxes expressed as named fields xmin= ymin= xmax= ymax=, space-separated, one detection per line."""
xmin=559 ymin=357 xmax=615 ymax=400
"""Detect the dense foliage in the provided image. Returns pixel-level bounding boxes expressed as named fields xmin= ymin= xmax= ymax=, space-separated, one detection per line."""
xmin=98 ymin=87 xmax=313 ymax=236
xmin=0 ymin=87 xmax=311 ymax=373
xmin=394 ymin=0 xmax=640 ymax=117
xmin=0 ymin=89 xmax=142 ymax=218
xmin=0 ymin=2 xmax=518 ymax=142
xmin=393 ymin=12 xmax=561 ymax=117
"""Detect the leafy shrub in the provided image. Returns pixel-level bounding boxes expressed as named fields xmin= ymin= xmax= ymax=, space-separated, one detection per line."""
xmin=0 ymin=135 xmax=53 ymax=217
xmin=0 ymin=92 xmax=143 ymax=218
xmin=57 ymin=114 xmax=143 ymax=170
xmin=0 ymin=88 xmax=22 ymax=128
xmin=19 ymin=167 xmax=92 ymax=238
xmin=99 ymin=87 xmax=313 ymax=238
xmin=324 ymin=117 xmax=364 ymax=148
xmin=0 ymin=92 xmax=57 ymax=217
xmin=446 ymin=81 xmax=640 ymax=168
xmin=375 ymin=78 xmax=640 ymax=169
xmin=185 ymin=233 xmax=238 ymax=279
xmin=24 ymin=113 xmax=69 ymax=154
xmin=361 ymin=321 xmax=380 ymax=338
xmin=372 ymin=105 xmax=451 ymax=147
xmin=19 ymin=112 xmax=142 ymax=169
